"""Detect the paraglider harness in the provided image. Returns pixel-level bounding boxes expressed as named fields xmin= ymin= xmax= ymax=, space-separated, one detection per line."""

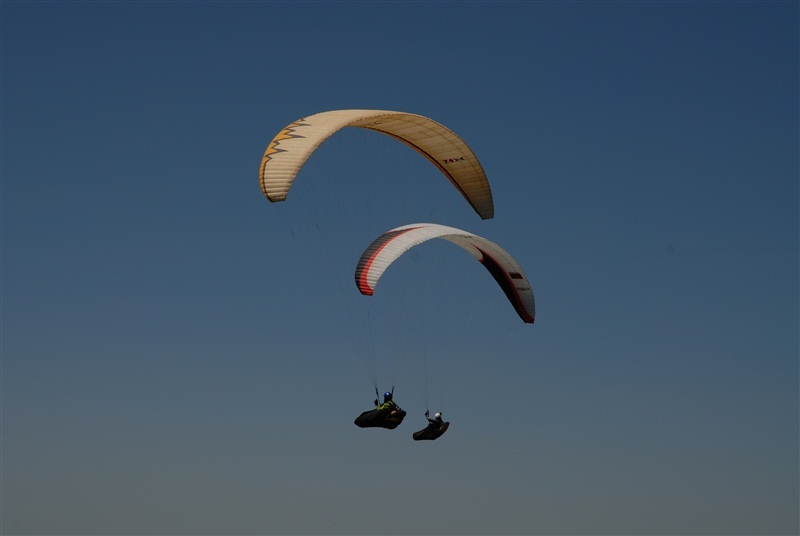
xmin=413 ymin=409 xmax=450 ymax=441
xmin=354 ymin=387 xmax=406 ymax=430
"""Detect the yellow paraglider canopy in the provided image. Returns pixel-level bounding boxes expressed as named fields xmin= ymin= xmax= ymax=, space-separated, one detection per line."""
xmin=260 ymin=109 xmax=494 ymax=219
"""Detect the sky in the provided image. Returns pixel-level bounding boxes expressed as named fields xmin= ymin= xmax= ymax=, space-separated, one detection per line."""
xmin=1 ymin=1 xmax=798 ymax=535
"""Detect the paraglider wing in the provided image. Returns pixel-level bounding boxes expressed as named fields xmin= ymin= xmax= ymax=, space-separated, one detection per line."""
xmin=355 ymin=223 xmax=535 ymax=324
xmin=354 ymin=408 xmax=407 ymax=430
xmin=260 ymin=110 xmax=494 ymax=219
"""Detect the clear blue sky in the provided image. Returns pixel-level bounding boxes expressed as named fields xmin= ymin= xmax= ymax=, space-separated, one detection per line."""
xmin=2 ymin=2 xmax=798 ymax=535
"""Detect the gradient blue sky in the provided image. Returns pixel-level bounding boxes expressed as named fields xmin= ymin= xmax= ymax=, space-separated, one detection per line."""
xmin=2 ymin=2 xmax=798 ymax=535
